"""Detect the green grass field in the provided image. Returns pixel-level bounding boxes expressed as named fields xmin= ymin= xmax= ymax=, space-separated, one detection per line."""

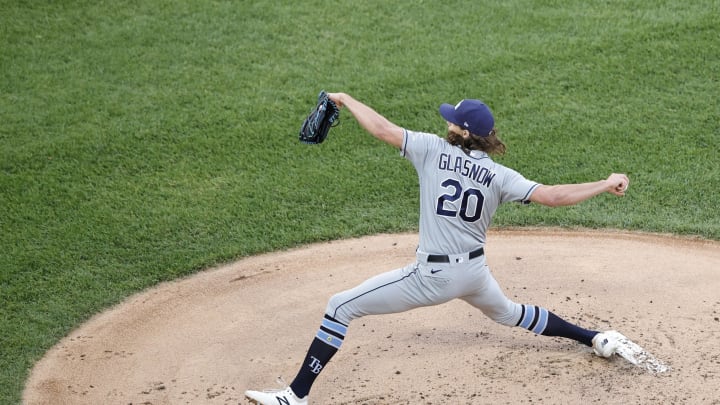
xmin=1 ymin=0 xmax=718 ymax=403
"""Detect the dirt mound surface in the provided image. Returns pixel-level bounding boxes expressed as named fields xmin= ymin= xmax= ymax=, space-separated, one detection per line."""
xmin=23 ymin=229 xmax=720 ymax=404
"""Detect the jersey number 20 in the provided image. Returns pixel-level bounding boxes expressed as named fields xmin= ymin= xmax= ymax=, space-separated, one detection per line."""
xmin=435 ymin=179 xmax=485 ymax=222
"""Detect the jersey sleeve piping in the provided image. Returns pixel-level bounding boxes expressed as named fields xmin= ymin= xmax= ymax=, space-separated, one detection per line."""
xmin=400 ymin=129 xmax=409 ymax=157
xmin=521 ymin=183 xmax=542 ymax=204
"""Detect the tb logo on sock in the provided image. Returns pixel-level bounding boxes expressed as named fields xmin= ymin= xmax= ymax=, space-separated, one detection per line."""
xmin=308 ymin=356 xmax=323 ymax=374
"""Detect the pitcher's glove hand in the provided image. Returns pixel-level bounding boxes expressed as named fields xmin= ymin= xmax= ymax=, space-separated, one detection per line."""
xmin=299 ymin=90 xmax=339 ymax=144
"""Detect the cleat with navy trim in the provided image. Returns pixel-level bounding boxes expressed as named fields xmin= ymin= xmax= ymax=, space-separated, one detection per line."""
xmin=592 ymin=330 xmax=623 ymax=358
xmin=245 ymin=386 xmax=308 ymax=405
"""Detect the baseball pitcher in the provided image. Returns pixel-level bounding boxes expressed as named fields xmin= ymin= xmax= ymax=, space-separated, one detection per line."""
xmin=245 ymin=93 xmax=631 ymax=405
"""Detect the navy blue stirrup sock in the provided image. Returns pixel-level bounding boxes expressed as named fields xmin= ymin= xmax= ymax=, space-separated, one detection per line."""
xmin=290 ymin=315 xmax=346 ymax=398
xmin=541 ymin=311 xmax=597 ymax=346
xmin=515 ymin=305 xmax=596 ymax=346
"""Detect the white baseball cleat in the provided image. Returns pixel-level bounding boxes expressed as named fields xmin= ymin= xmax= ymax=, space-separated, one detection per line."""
xmin=245 ymin=386 xmax=308 ymax=405
xmin=592 ymin=330 xmax=623 ymax=358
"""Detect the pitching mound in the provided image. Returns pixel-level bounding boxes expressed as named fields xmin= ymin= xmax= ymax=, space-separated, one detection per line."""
xmin=23 ymin=229 xmax=720 ymax=404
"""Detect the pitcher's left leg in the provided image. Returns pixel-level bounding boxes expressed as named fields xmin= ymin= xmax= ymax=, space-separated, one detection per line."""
xmin=289 ymin=262 xmax=452 ymax=400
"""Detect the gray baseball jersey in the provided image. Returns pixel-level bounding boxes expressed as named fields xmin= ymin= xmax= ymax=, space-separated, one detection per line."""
xmin=401 ymin=129 xmax=539 ymax=254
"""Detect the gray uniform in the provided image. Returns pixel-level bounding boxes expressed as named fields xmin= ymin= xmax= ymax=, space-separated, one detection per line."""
xmin=326 ymin=130 xmax=544 ymax=334
xmin=246 ymin=99 xmax=611 ymax=405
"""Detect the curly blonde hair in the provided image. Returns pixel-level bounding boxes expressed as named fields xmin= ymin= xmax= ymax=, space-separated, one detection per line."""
xmin=447 ymin=129 xmax=506 ymax=155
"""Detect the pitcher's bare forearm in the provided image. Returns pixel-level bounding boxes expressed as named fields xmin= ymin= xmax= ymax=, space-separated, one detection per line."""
xmin=530 ymin=173 xmax=630 ymax=207
xmin=327 ymin=93 xmax=404 ymax=148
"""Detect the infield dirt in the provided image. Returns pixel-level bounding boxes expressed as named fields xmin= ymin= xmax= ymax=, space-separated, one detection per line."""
xmin=23 ymin=229 xmax=720 ymax=404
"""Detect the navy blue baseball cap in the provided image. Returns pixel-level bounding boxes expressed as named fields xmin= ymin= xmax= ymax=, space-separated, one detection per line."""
xmin=439 ymin=99 xmax=495 ymax=137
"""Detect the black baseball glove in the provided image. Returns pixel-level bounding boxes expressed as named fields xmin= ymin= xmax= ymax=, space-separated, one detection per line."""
xmin=299 ymin=90 xmax=339 ymax=144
